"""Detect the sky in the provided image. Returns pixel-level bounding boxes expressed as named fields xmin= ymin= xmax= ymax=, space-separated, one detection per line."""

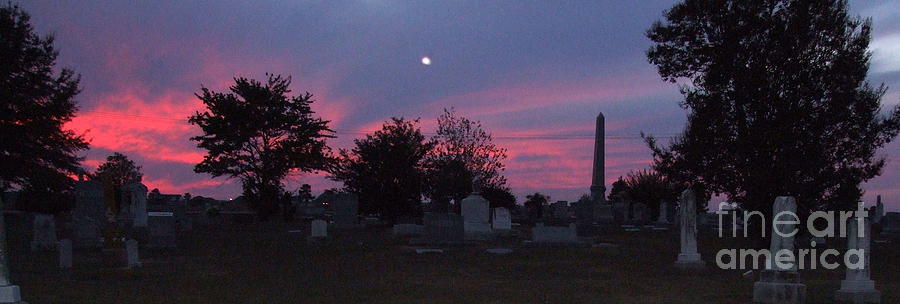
xmin=19 ymin=0 xmax=900 ymax=211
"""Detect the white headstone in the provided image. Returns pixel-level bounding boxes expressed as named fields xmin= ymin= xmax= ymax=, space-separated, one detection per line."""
xmin=752 ymin=196 xmax=806 ymax=304
xmin=126 ymin=239 xmax=140 ymax=269
xmin=59 ymin=239 xmax=73 ymax=269
xmin=675 ymin=189 xmax=704 ymax=267
xmin=460 ymin=184 xmax=492 ymax=239
xmin=768 ymin=196 xmax=797 ymax=271
xmin=124 ymin=183 xmax=149 ymax=227
xmin=835 ymin=216 xmax=880 ymax=303
xmin=31 ymin=213 xmax=58 ymax=251
xmin=492 ymin=208 xmax=511 ymax=231
xmin=310 ymin=220 xmax=328 ymax=238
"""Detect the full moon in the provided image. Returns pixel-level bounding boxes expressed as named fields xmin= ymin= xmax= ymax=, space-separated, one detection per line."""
xmin=421 ymin=56 xmax=431 ymax=65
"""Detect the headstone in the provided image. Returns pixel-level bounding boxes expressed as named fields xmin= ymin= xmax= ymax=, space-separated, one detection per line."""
xmin=752 ymin=196 xmax=806 ymax=304
xmin=575 ymin=200 xmax=594 ymax=237
xmin=30 ymin=213 xmax=57 ymax=251
xmin=460 ymin=181 xmax=492 ymax=240
xmin=310 ymin=219 xmax=327 ymax=238
xmin=0 ymin=199 xmax=25 ymax=303
xmin=532 ymin=223 xmax=580 ymax=244
xmin=423 ymin=213 xmax=464 ymax=244
xmin=58 ymin=239 xmax=73 ymax=269
xmin=125 ymin=239 xmax=140 ymax=269
xmin=392 ymin=224 xmax=424 ymax=236
xmin=73 ymin=180 xmax=105 ymax=249
xmin=835 ymin=216 xmax=880 ymax=303
xmin=873 ymin=195 xmax=884 ymax=225
xmin=332 ymin=193 xmax=359 ymax=229
xmin=492 ymin=208 xmax=512 ymax=231
xmin=121 ymin=183 xmax=149 ymax=227
xmin=147 ymin=212 xmax=177 ymax=248
xmin=657 ymin=201 xmax=670 ymax=224
xmin=675 ymin=189 xmax=704 ymax=268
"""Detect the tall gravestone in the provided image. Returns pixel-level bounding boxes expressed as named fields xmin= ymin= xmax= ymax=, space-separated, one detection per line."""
xmin=675 ymin=189 xmax=704 ymax=269
xmin=30 ymin=214 xmax=57 ymax=251
xmin=122 ymin=183 xmax=148 ymax=228
xmin=753 ymin=196 xmax=806 ymax=304
xmin=872 ymin=195 xmax=884 ymax=225
xmin=332 ymin=193 xmax=359 ymax=230
xmin=460 ymin=180 xmax=492 ymax=240
xmin=0 ymin=199 xmax=26 ymax=304
xmin=835 ymin=216 xmax=880 ymax=303
xmin=73 ymin=180 xmax=104 ymax=249
xmin=590 ymin=112 xmax=606 ymax=203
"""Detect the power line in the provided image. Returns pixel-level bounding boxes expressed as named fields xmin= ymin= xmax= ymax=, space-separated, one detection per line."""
xmin=78 ymin=110 xmax=680 ymax=140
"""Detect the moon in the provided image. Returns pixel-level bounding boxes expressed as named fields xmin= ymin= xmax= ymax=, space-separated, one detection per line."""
xmin=421 ymin=56 xmax=431 ymax=65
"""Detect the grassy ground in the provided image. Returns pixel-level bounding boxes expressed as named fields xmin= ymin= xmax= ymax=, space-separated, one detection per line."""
xmin=10 ymin=221 xmax=900 ymax=304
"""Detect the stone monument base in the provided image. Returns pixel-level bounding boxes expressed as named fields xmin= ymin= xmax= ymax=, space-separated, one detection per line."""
xmin=835 ymin=279 xmax=880 ymax=303
xmin=463 ymin=222 xmax=493 ymax=241
xmin=753 ymin=270 xmax=806 ymax=304
xmin=0 ymin=284 xmax=26 ymax=304
xmin=675 ymin=253 xmax=705 ymax=269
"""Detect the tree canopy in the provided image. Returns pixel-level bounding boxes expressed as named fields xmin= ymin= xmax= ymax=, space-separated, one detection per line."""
xmin=189 ymin=74 xmax=333 ymax=220
xmin=330 ymin=117 xmax=433 ymax=223
xmin=426 ymin=108 xmax=508 ymax=204
xmin=0 ymin=3 xmax=89 ymax=213
xmin=91 ymin=152 xmax=143 ymax=188
xmin=645 ymin=0 xmax=900 ymax=223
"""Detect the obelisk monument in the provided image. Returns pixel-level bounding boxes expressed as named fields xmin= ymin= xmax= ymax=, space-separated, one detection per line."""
xmin=590 ymin=112 xmax=606 ymax=203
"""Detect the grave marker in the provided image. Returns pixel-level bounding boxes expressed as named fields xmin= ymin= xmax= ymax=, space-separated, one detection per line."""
xmin=835 ymin=216 xmax=880 ymax=303
xmin=752 ymin=196 xmax=806 ymax=304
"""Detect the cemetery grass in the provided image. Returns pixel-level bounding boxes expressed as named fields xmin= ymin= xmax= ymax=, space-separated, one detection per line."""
xmin=11 ymin=222 xmax=900 ymax=304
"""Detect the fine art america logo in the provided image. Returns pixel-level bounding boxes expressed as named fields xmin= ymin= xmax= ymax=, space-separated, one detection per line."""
xmin=713 ymin=201 xmax=871 ymax=271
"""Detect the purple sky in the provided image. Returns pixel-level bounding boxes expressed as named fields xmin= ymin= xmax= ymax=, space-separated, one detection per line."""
xmin=19 ymin=0 xmax=900 ymax=211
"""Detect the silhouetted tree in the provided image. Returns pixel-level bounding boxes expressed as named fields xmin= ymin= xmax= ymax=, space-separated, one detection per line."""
xmin=481 ymin=185 xmax=516 ymax=210
xmin=607 ymin=177 xmax=627 ymax=202
xmin=330 ymin=118 xmax=433 ymax=223
xmin=91 ymin=152 xmax=143 ymax=188
xmin=189 ymin=74 xmax=333 ymax=220
xmin=621 ymin=169 xmax=682 ymax=220
xmin=646 ymin=0 xmax=900 ymax=236
xmin=426 ymin=108 xmax=508 ymax=205
xmin=524 ymin=192 xmax=549 ymax=222
xmin=0 ymin=3 xmax=88 ymax=213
